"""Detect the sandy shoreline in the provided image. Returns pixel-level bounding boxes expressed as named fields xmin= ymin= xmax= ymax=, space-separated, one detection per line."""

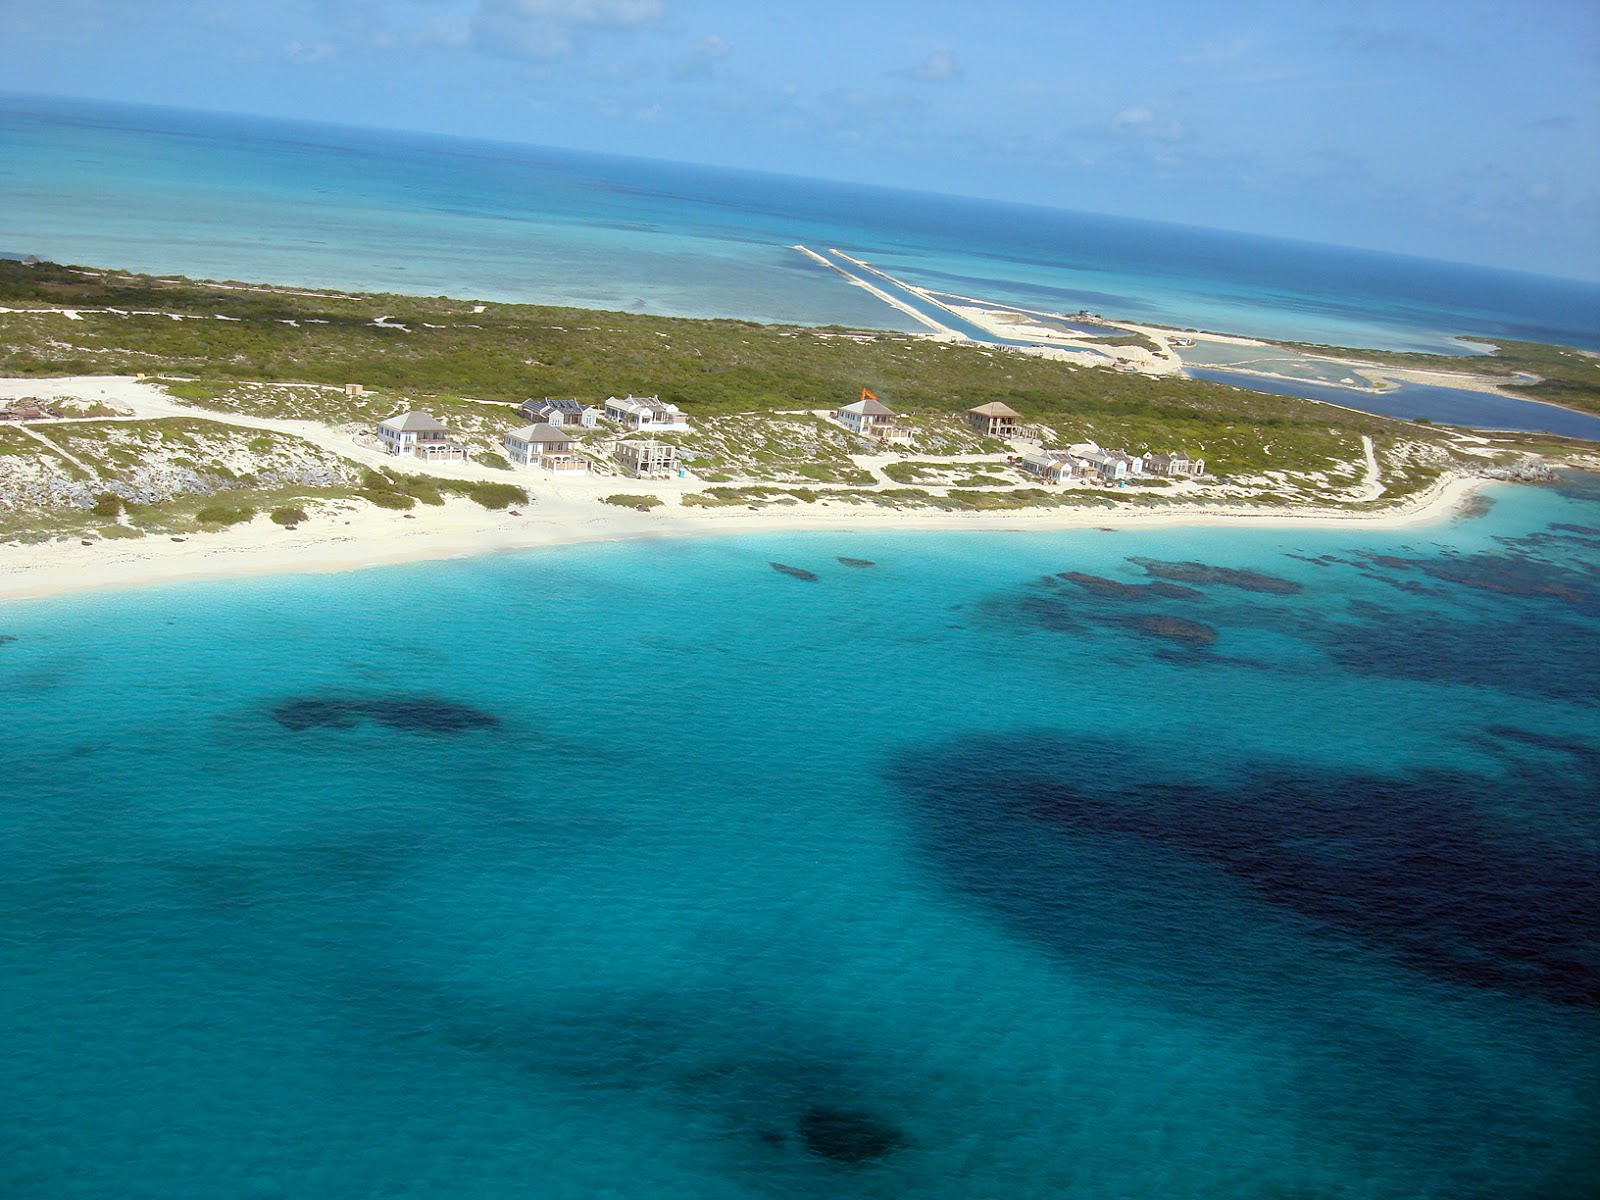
xmin=0 ymin=471 xmax=1488 ymax=604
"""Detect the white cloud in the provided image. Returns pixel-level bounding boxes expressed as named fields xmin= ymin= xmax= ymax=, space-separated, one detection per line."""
xmin=472 ymin=0 xmax=664 ymax=59
xmin=1111 ymin=104 xmax=1155 ymax=130
xmin=285 ymin=40 xmax=335 ymax=65
xmin=672 ymin=33 xmax=729 ymax=81
xmin=898 ymin=49 xmax=960 ymax=82
xmin=1107 ymin=104 xmax=1190 ymax=142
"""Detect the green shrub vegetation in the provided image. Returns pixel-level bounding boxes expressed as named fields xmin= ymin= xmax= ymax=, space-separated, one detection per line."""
xmin=270 ymin=506 xmax=309 ymax=526
xmin=463 ymin=482 xmax=526 ymax=509
xmin=194 ymin=504 xmax=254 ymax=526
xmin=364 ymin=490 xmax=416 ymax=510
xmin=601 ymin=494 xmax=663 ymax=509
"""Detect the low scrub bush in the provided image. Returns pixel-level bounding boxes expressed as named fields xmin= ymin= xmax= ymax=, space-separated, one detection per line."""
xmin=464 ymin=482 xmax=527 ymax=510
xmin=194 ymin=504 xmax=254 ymax=526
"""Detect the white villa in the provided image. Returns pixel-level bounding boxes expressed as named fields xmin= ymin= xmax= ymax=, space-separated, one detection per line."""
xmin=375 ymin=411 xmax=468 ymax=461
xmin=604 ymin=394 xmax=689 ymax=431
xmin=519 ymin=397 xmax=599 ymax=428
xmin=614 ymin=439 xmax=678 ymax=479
xmin=834 ymin=394 xmax=906 ymax=442
xmin=504 ymin=424 xmax=587 ymax=473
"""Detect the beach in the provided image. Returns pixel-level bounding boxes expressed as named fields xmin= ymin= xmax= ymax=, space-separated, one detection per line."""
xmin=0 ymin=373 xmax=1488 ymax=603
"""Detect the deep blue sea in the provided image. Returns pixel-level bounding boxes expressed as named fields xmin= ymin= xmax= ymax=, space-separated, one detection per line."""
xmin=4 ymin=478 xmax=1599 ymax=1198
xmin=3 ymin=94 xmax=1599 ymax=357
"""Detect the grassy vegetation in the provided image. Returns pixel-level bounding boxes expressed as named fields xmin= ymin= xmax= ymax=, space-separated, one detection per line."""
xmin=0 ymin=259 xmax=1450 ymax=481
xmin=601 ymin=494 xmax=663 ymax=509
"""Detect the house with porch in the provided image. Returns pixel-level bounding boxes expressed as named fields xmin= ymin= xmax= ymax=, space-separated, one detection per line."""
xmin=1017 ymin=449 xmax=1084 ymax=484
xmin=614 ymin=439 xmax=678 ymax=479
xmin=504 ymin=423 xmax=587 ymax=473
xmin=603 ymin=394 xmax=689 ymax=431
xmin=519 ymin=397 xmax=599 ymax=428
xmin=1145 ymin=451 xmax=1205 ymax=477
xmin=965 ymin=401 xmax=1021 ymax=438
xmin=1068 ymin=441 xmax=1143 ymax=482
xmin=375 ymin=411 xmax=468 ymax=461
xmin=834 ymin=390 xmax=906 ymax=441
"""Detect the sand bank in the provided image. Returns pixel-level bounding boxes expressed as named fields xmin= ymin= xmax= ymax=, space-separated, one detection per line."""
xmin=0 ymin=472 xmax=1487 ymax=604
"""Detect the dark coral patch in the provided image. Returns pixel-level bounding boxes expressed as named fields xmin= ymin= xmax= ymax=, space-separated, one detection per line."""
xmin=272 ymin=695 xmax=500 ymax=734
xmin=771 ymin=562 xmax=819 ymax=581
xmin=0 ymin=633 xmax=17 ymax=646
xmin=798 ymin=1106 xmax=906 ymax=1164
xmin=1058 ymin=572 xmax=1202 ymax=601
xmin=1127 ymin=557 xmax=1303 ymax=595
xmin=895 ymin=736 xmax=1600 ymax=1008
xmin=836 ymin=557 xmax=876 ymax=568
xmin=1119 ymin=614 xmax=1218 ymax=645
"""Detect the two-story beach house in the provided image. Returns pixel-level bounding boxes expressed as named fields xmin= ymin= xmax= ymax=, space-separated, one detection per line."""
xmin=834 ymin=391 xmax=906 ymax=442
xmin=375 ymin=411 xmax=468 ymax=461
xmin=614 ymin=439 xmax=678 ymax=479
xmin=964 ymin=401 xmax=1021 ymax=439
xmin=504 ymin=424 xmax=587 ymax=473
xmin=604 ymin=395 xmax=689 ymax=431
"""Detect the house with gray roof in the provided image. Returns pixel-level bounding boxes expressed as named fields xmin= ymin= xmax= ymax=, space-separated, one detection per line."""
xmin=604 ymin=394 xmax=689 ymax=431
xmin=1145 ymin=451 xmax=1205 ymax=477
xmin=834 ymin=395 xmax=906 ymax=442
xmin=375 ymin=411 xmax=468 ymax=461
xmin=505 ymin=423 xmax=587 ymax=473
xmin=519 ymin=397 xmax=599 ymax=428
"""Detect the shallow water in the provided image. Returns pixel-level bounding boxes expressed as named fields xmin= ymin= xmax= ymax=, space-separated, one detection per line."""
xmin=4 ymin=95 xmax=1599 ymax=354
xmin=3 ymin=478 xmax=1598 ymax=1198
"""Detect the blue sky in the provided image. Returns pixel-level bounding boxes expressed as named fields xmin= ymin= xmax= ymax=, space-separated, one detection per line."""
xmin=3 ymin=0 xmax=1597 ymax=280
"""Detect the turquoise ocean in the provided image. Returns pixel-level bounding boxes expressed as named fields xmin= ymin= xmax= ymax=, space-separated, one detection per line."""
xmin=4 ymin=478 xmax=1600 ymax=1198
xmin=3 ymin=94 xmax=1599 ymax=358
xmin=4 ymin=93 xmax=1600 ymax=1197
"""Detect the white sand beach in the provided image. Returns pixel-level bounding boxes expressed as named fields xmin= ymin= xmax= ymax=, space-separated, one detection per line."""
xmin=3 ymin=387 xmax=1484 ymax=604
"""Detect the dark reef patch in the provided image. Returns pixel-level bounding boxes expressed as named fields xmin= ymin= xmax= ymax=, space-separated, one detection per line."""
xmin=1058 ymin=571 xmax=1202 ymax=601
xmin=836 ymin=557 xmax=876 ymax=568
xmin=1127 ymin=556 xmax=1303 ymax=594
xmin=894 ymin=735 xmax=1600 ymax=1009
xmin=271 ymin=695 xmax=500 ymax=734
xmin=0 ymin=633 xmax=17 ymax=646
xmin=798 ymin=1106 xmax=906 ymax=1164
xmin=1118 ymin=614 xmax=1218 ymax=645
xmin=1551 ymin=523 xmax=1600 ymax=537
xmin=1324 ymin=600 xmax=1600 ymax=703
xmin=770 ymin=562 xmax=819 ymax=581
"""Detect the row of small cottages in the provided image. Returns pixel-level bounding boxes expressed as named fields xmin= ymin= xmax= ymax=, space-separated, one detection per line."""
xmin=1018 ymin=442 xmax=1204 ymax=483
xmin=375 ymin=396 xmax=685 ymax=478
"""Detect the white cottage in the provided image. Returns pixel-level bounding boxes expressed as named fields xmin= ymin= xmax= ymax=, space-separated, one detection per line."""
xmin=834 ymin=395 xmax=905 ymax=441
xmin=504 ymin=423 xmax=587 ymax=473
xmin=375 ymin=411 xmax=468 ymax=461
xmin=603 ymin=394 xmax=689 ymax=430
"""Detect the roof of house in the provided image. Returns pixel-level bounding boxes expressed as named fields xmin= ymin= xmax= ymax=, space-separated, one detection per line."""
xmin=506 ymin=423 xmax=573 ymax=444
xmin=840 ymin=398 xmax=894 ymax=416
xmin=968 ymin=401 xmax=1020 ymax=418
xmin=379 ymin=411 xmax=449 ymax=433
xmin=526 ymin=397 xmax=586 ymax=414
